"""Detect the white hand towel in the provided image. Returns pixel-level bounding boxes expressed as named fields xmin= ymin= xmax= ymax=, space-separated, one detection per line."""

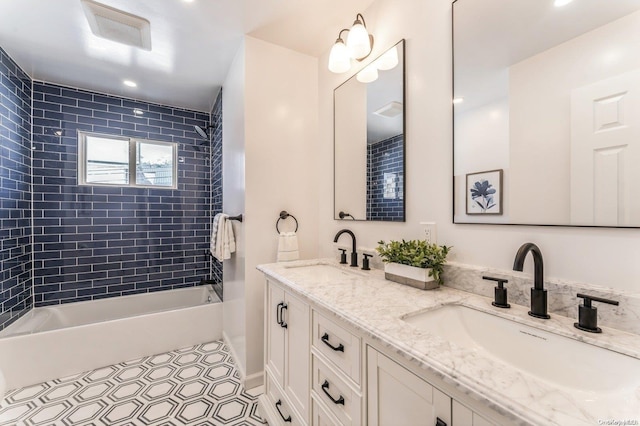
xmin=277 ymin=232 xmax=299 ymax=262
xmin=223 ymin=218 xmax=236 ymax=259
xmin=214 ymin=214 xmax=233 ymax=261
xmin=211 ymin=213 xmax=223 ymax=254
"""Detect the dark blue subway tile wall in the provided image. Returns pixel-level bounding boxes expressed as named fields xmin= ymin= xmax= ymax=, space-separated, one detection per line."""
xmin=366 ymin=135 xmax=404 ymax=221
xmin=210 ymin=89 xmax=223 ymax=300
xmin=31 ymin=81 xmax=211 ymax=306
xmin=0 ymin=47 xmax=33 ymax=331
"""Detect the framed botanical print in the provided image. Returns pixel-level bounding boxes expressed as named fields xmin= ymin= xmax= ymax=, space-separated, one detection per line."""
xmin=466 ymin=169 xmax=503 ymax=215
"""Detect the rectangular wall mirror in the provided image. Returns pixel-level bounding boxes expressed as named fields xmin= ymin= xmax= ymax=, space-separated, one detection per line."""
xmin=334 ymin=40 xmax=405 ymax=222
xmin=453 ymin=0 xmax=640 ymax=227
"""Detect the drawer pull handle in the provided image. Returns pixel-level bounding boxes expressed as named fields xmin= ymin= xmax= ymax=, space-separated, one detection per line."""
xmin=436 ymin=418 xmax=447 ymax=426
xmin=275 ymin=399 xmax=292 ymax=422
xmin=321 ymin=380 xmax=345 ymax=405
xmin=276 ymin=302 xmax=284 ymax=326
xmin=280 ymin=303 xmax=288 ymax=328
xmin=321 ymin=333 xmax=344 ymax=352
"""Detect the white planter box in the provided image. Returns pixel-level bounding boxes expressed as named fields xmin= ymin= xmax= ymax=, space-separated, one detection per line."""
xmin=384 ymin=263 xmax=438 ymax=290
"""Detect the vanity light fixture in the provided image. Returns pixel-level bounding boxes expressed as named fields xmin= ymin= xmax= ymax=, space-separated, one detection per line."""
xmin=554 ymin=0 xmax=574 ymax=7
xmin=357 ymin=63 xmax=378 ymax=83
xmin=374 ymin=45 xmax=399 ymax=71
xmin=328 ymin=13 xmax=374 ymax=74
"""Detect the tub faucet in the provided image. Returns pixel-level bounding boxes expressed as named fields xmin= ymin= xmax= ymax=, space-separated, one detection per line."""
xmin=513 ymin=242 xmax=550 ymax=319
xmin=334 ymin=229 xmax=358 ymax=267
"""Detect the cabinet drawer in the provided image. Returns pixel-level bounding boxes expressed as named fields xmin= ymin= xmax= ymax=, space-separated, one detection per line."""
xmin=266 ymin=371 xmax=306 ymax=426
xmin=312 ymin=355 xmax=361 ymax=426
xmin=312 ymin=311 xmax=361 ymax=386
xmin=312 ymin=396 xmax=341 ymax=426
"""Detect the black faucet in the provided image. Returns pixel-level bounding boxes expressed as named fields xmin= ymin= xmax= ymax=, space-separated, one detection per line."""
xmin=513 ymin=242 xmax=550 ymax=319
xmin=333 ymin=229 xmax=358 ymax=267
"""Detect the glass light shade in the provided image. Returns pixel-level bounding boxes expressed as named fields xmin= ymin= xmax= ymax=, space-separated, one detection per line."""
xmin=347 ymin=21 xmax=371 ymax=59
xmin=356 ymin=64 xmax=378 ymax=83
xmin=375 ymin=46 xmax=398 ymax=71
xmin=328 ymin=39 xmax=351 ymax=73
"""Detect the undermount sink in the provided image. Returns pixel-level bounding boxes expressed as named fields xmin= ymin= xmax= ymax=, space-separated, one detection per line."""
xmin=403 ymin=304 xmax=640 ymax=393
xmin=283 ymin=264 xmax=364 ymax=281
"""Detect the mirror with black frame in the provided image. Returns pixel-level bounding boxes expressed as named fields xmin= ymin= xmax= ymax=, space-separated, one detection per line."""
xmin=453 ymin=0 xmax=640 ymax=227
xmin=334 ymin=40 xmax=405 ymax=222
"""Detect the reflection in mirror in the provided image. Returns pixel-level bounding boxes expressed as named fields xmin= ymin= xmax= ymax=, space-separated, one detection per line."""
xmin=453 ymin=0 xmax=640 ymax=227
xmin=334 ymin=40 xmax=405 ymax=221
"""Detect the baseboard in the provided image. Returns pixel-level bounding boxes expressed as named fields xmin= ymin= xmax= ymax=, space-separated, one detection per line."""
xmin=222 ymin=331 xmax=246 ymax=379
xmin=222 ymin=331 xmax=264 ymax=390
xmin=244 ymin=371 xmax=264 ymax=390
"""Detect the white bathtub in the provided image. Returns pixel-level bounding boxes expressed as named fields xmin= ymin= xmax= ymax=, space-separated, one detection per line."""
xmin=0 ymin=285 xmax=222 ymax=391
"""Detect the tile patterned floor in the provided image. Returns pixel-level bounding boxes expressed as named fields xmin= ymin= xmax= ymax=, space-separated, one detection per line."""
xmin=0 ymin=341 xmax=266 ymax=426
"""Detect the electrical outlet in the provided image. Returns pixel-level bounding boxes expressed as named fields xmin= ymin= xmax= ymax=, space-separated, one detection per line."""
xmin=420 ymin=222 xmax=437 ymax=244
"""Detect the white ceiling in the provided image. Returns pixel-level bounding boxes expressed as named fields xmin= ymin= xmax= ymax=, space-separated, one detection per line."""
xmin=0 ymin=0 xmax=374 ymax=112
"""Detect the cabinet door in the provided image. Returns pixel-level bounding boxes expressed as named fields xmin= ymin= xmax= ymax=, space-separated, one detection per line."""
xmin=452 ymin=400 xmax=496 ymax=426
xmin=367 ymin=347 xmax=451 ymax=426
xmin=266 ymin=281 xmax=286 ymax=388
xmin=284 ymin=291 xmax=310 ymax=421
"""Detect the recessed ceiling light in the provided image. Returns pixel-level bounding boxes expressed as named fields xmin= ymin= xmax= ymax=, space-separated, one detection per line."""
xmin=123 ymin=80 xmax=137 ymax=87
xmin=554 ymin=0 xmax=573 ymax=7
xmin=133 ymin=109 xmax=144 ymax=116
xmin=453 ymin=97 xmax=464 ymax=104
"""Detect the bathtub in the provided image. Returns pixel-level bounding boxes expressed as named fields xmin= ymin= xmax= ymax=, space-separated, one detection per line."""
xmin=0 ymin=285 xmax=222 ymax=391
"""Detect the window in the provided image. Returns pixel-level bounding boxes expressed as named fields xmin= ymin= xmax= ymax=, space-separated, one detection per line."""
xmin=78 ymin=132 xmax=177 ymax=189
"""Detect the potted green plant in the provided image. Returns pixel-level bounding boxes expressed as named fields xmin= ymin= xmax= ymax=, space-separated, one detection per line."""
xmin=376 ymin=240 xmax=451 ymax=290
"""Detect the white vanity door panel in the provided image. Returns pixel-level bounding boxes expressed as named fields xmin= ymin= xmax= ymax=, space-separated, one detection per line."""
xmin=453 ymin=400 xmax=496 ymax=426
xmin=367 ymin=346 xmax=450 ymax=426
xmin=266 ymin=281 xmax=286 ymax=388
xmin=284 ymin=291 xmax=310 ymax=422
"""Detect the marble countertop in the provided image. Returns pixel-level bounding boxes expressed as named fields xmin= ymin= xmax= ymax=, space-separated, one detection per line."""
xmin=257 ymin=259 xmax=640 ymax=426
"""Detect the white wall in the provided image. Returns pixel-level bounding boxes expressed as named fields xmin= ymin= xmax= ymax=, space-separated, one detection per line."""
xmin=222 ymin=41 xmax=247 ymax=376
xmin=223 ymin=36 xmax=319 ymax=384
xmin=318 ymin=0 xmax=640 ymax=293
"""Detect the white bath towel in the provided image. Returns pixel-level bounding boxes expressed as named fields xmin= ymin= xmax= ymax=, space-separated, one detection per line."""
xmin=212 ymin=214 xmax=236 ymax=261
xmin=277 ymin=232 xmax=299 ymax=262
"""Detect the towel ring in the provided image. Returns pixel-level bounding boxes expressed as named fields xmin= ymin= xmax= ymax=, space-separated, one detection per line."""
xmin=276 ymin=211 xmax=298 ymax=233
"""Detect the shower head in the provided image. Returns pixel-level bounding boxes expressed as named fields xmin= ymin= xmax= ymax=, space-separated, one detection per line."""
xmin=194 ymin=125 xmax=214 ymax=140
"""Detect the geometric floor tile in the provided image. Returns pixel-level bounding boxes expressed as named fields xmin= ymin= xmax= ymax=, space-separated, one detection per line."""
xmin=0 ymin=341 xmax=266 ymax=425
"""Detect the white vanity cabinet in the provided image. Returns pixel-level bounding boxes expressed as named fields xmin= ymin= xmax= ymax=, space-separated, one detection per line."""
xmin=262 ymin=279 xmax=310 ymax=425
xmin=261 ymin=275 xmax=503 ymax=426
